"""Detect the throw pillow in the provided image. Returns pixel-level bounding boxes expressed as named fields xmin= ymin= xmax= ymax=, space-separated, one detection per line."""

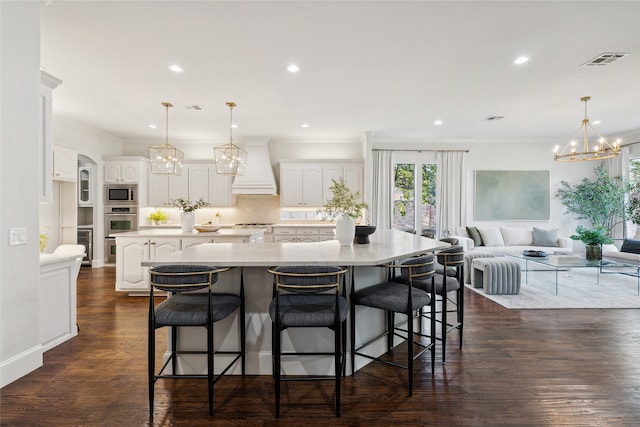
xmin=466 ymin=226 xmax=483 ymax=246
xmin=477 ymin=227 xmax=505 ymax=247
xmin=620 ymin=239 xmax=640 ymax=254
xmin=500 ymin=227 xmax=533 ymax=246
xmin=532 ymin=227 xmax=559 ymax=247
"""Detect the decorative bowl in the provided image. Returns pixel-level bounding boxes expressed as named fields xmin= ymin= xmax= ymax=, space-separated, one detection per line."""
xmin=354 ymin=225 xmax=376 ymax=244
xmin=194 ymin=225 xmax=221 ymax=233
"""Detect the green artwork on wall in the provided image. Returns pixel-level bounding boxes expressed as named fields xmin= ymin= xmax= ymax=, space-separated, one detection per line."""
xmin=474 ymin=170 xmax=550 ymax=221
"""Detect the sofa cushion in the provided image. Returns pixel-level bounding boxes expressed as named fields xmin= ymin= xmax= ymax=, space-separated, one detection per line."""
xmin=532 ymin=227 xmax=558 ymax=247
xmin=478 ymin=227 xmax=505 ymax=247
xmin=466 ymin=226 xmax=483 ymax=246
xmin=620 ymin=239 xmax=640 ymax=254
xmin=500 ymin=227 xmax=533 ymax=246
xmin=603 ymin=250 xmax=640 ymax=264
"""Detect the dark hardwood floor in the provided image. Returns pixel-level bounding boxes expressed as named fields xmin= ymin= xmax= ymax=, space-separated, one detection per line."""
xmin=1 ymin=266 xmax=639 ymax=426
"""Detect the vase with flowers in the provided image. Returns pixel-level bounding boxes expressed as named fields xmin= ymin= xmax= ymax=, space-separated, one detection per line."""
xmin=172 ymin=197 xmax=210 ymax=233
xmin=319 ymin=178 xmax=369 ymax=246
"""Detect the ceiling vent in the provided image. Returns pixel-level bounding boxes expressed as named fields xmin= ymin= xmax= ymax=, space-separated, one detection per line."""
xmin=582 ymin=52 xmax=629 ymax=67
xmin=483 ymin=116 xmax=504 ymax=121
xmin=185 ymin=105 xmax=203 ymax=111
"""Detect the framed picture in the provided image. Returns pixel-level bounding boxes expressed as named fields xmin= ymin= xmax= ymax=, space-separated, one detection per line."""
xmin=474 ymin=170 xmax=550 ymax=220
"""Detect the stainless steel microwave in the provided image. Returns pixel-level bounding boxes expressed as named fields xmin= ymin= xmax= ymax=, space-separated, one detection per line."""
xmin=104 ymin=184 xmax=137 ymax=205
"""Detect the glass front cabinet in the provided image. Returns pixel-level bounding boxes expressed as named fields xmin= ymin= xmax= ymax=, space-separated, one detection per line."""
xmin=78 ymin=166 xmax=93 ymax=206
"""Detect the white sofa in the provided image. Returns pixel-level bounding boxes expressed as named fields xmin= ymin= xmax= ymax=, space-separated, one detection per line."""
xmin=603 ymin=239 xmax=640 ymax=265
xmin=450 ymin=226 xmax=573 ymax=256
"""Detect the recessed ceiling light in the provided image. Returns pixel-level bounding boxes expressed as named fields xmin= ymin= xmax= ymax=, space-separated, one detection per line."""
xmin=168 ymin=64 xmax=184 ymax=73
xmin=434 ymin=120 xmax=443 ymax=126
xmin=592 ymin=120 xmax=601 ymax=125
xmin=231 ymin=124 xmax=238 ymax=129
xmin=301 ymin=123 xmax=310 ymax=128
xmin=148 ymin=124 xmax=157 ymax=129
xmin=287 ymin=64 xmax=300 ymax=73
xmin=513 ymin=56 xmax=529 ymax=65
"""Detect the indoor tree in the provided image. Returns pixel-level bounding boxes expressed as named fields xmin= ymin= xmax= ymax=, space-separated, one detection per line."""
xmin=556 ymin=164 xmax=629 ymax=236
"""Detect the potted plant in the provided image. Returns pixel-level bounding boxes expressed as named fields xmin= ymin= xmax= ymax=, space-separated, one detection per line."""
xmin=556 ymin=164 xmax=629 ymax=236
xmin=172 ymin=197 xmax=210 ymax=232
xmin=320 ymin=178 xmax=369 ymax=245
xmin=570 ymin=225 xmax=613 ymax=261
xmin=148 ymin=209 xmax=168 ymax=225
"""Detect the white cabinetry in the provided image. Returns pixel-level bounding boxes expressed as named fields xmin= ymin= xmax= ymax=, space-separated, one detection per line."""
xmin=272 ymin=226 xmax=335 ymax=242
xmin=52 ymin=146 xmax=78 ymax=181
xmin=39 ymin=71 xmax=62 ymax=203
xmin=78 ymin=166 xmax=93 ymax=206
xmin=280 ymin=165 xmax=323 ymax=207
xmin=104 ymin=161 xmax=140 ymax=183
xmin=147 ymin=162 xmax=234 ymax=207
xmin=280 ymin=162 xmax=363 ymax=208
xmin=115 ymin=237 xmax=181 ymax=292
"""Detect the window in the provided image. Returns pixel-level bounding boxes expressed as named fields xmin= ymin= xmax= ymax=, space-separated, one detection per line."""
xmin=393 ymin=160 xmax=437 ymax=237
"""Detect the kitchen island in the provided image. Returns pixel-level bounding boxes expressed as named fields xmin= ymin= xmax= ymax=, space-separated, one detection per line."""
xmin=114 ymin=228 xmax=264 ymax=292
xmin=142 ymin=229 xmax=449 ymax=375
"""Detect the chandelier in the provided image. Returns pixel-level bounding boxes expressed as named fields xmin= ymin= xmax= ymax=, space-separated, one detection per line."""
xmin=554 ymin=96 xmax=621 ymax=162
xmin=214 ymin=102 xmax=247 ymax=175
xmin=149 ymin=102 xmax=184 ymax=175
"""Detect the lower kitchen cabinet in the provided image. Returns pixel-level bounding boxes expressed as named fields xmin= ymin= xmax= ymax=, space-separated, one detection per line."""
xmin=272 ymin=226 xmax=336 ymax=242
xmin=116 ymin=233 xmax=262 ymax=292
xmin=116 ymin=237 xmax=181 ymax=292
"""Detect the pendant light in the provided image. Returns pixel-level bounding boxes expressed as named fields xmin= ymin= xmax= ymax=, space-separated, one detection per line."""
xmin=214 ymin=102 xmax=247 ymax=175
xmin=553 ymin=96 xmax=621 ymax=162
xmin=149 ymin=102 xmax=184 ymax=175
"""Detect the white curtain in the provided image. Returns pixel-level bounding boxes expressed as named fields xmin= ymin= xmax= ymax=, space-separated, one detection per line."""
xmin=436 ymin=151 xmax=467 ymax=239
xmin=371 ymin=150 xmax=393 ymax=230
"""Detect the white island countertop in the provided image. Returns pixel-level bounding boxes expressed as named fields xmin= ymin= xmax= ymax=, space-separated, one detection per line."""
xmin=112 ymin=229 xmax=264 ymax=238
xmin=142 ymin=229 xmax=448 ymax=267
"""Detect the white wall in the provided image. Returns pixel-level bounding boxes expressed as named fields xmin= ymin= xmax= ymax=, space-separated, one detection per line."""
xmin=372 ymin=140 xmax=595 ymax=239
xmin=0 ymin=1 xmax=43 ymax=387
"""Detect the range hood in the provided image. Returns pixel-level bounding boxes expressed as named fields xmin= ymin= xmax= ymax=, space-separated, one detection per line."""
xmin=231 ymin=139 xmax=278 ymax=195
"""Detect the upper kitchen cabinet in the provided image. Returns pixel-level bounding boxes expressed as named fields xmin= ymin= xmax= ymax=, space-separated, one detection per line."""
xmin=39 ymin=71 xmax=62 ymax=203
xmin=280 ymin=161 xmax=363 ymax=208
xmin=147 ymin=162 xmax=234 ymax=207
xmin=78 ymin=166 xmax=93 ymax=206
xmin=52 ymin=146 xmax=77 ymax=181
xmin=104 ymin=160 xmax=140 ymax=183
xmin=330 ymin=164 xmax=363 ymax=205
xmin=280 ymin=164 xmax=323 ymax=207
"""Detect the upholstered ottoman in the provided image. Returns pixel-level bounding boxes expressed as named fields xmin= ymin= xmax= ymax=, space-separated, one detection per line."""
xmin=472 ymin=258 xmax=521 ymax=295
xmin=464 ymin=251 xmax=495 ymax=285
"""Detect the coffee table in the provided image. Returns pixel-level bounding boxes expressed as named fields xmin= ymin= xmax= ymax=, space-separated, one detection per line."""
xmin=505 ymin=253 xmax=612 ymax=295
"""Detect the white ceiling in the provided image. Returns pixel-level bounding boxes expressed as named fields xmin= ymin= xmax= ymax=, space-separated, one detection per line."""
xmin=40 ymin=1 xmax=640 ymax=146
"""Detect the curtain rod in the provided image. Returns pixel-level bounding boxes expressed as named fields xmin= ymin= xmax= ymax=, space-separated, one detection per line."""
xmin=372 ymin=149 xmax=469 ymax=153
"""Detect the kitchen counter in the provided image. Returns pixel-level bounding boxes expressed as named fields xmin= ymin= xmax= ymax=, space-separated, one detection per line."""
xmin=113 ymin=228 xmax=263 ymax=238
xmin=272 ymin=222 xmax=337 ymax=228
xmin=143 ymin=229 xmax=440 ymax=267
xmin=142 ymin=230 xmax=448 ymax=376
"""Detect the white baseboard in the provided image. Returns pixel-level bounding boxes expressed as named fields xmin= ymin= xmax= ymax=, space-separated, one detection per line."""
xmin=0 ymin=345 xmax=43 ymax=388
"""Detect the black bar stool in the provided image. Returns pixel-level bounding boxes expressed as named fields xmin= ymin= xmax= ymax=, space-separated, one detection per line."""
xmin=268 ymin=265 xmax=348 ymax=418
xmin=350 ymin=255 xmax=436 ymax=395
xmin=148 ymin=264 xmax=245 ymax=418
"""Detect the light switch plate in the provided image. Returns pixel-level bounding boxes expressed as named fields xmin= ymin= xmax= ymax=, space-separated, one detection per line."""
xmin=9 ymin=227 xmax=27 ymax=246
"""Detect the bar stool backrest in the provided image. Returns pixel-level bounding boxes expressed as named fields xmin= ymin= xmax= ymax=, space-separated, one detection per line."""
xmin=149 ymin=265 xmax=226 ymax=293
xmin=268 ymin=266 xmax=347 ymax=294
xmin=436 ymin=246 xmax=465 ymax=267
xmin=398 ymin=254 xmax=436 ymax=282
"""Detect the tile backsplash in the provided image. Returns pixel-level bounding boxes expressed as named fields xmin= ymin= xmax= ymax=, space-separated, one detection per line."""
xmin=140 ymin=195 xmax=325 ymax=226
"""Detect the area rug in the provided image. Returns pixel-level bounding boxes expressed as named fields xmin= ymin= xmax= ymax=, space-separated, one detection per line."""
xmin=467 ymin=268 xmax=640 ymax=309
